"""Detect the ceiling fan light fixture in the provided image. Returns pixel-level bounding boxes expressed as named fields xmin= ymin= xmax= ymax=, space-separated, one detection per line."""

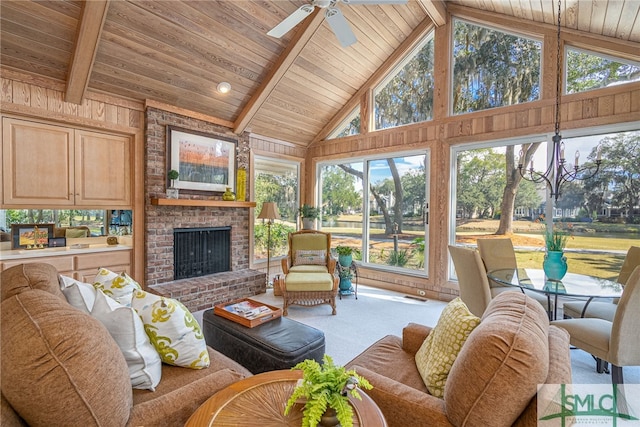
xmin=217 ymin=82 xmax=231 ymax=94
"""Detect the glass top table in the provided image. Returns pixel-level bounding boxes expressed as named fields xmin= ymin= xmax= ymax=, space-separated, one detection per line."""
xmin=486 ymin=268 xmax=623 ymax=320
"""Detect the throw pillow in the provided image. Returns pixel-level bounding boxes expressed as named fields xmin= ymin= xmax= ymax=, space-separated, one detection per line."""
xmin=415 ymin=297 xmax=480 ymax=398
xmin=93 ymin=268 xmax=141 ymax=306
xmin=65 ymin=228 xmax=88 ymax=238
xmin=294 ymin=249 xmax=326 ymax=266
xmin=59 ymin=275 xmax=96 ymax=313
xmin=91 ymin=290 xmax=162 ymax=390
xmin=131 ymin=290 xmax=210 ymax=369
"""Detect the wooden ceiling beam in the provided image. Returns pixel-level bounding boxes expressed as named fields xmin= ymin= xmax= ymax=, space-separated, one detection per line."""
xmin=65 ymin=0 xmax=110 ymax=104
xmin=233 ymin=8 xmax=325 ymax=134
xmin=416 ymin=0 xmax=447 ymax=27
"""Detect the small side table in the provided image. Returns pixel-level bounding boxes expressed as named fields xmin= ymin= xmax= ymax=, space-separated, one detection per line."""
xmin=185 ymin=370 xmax=387 ymax=427
xmin=336 ymin=261 xmax=358 ymax=300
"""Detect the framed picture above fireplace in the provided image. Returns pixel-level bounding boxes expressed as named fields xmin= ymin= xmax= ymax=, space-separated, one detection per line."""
xmin=168 ymin=126 xmax=236 ymax=193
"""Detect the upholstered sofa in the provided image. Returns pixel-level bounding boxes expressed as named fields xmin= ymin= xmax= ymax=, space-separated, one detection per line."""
xmin=345 ymin=291 xmax=572 ymax=427
xmin=0 ymin=263 xmax=252 ymax=426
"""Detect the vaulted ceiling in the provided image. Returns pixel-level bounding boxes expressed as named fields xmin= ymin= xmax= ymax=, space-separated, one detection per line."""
xmin=1 ymin=1 xmax=639 ymax=147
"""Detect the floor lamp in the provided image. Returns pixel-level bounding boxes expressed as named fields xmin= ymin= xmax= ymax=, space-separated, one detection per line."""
xmin=257 ymin=202 xmax=280 ymax=287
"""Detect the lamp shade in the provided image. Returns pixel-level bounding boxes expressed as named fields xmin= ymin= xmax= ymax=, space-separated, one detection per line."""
xmin=257 ymin=202 xmax=280 ymax=220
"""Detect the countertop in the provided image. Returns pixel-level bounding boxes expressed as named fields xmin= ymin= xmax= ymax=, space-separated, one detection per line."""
xmin=0 ymin=244 xmax=132 ymax=260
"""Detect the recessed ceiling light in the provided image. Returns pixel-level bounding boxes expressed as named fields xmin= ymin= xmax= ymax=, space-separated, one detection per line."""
xmin=217 ymin=82 xmax=231 ymax=94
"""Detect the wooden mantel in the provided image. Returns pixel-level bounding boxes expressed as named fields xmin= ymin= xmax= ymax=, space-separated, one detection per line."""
xmin=151 ymin=198 xmax=256 ymax=208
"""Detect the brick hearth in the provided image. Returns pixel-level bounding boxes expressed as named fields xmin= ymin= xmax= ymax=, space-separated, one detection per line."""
xmin=144 ymin=107 xmax=265 ymax=312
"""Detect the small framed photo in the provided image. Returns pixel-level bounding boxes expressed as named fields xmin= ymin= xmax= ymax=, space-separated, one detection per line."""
xmin=48 ymin=237 xmax=67 ymax=248
xmin=10 ymin=223 xmax=55 ymax=250
xmin=167 ymin=126 xmax=236 ymax=193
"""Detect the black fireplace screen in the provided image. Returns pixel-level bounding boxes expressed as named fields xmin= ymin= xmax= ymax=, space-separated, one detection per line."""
xmin=174 ymin=226 xmax=231 ymax=280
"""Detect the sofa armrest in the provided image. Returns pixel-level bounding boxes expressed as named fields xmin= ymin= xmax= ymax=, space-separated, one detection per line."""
xmin=402 ymin=323 xmax=432 ymax=354
xmin=350 ymin=366 xmax=453 ymax=427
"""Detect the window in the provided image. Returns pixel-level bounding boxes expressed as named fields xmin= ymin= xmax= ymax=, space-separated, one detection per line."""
xmin=374 ymin=32 xmax=435 ymax=130
xmin=452 ymin=19 xmax=541 ymax=114
xmin=327 ymin=106 xmax=361 ymax=139
xmin=566 ymin=47 xmax=640 ymax=94
xmin=0 ymin=209 xmax=118 ymax=236
xmin=450 ymin=128 xmax=640 ymax=280
xmin=253 ymin=157 xmax=299 ymax=262
xmin=319 ymin=151 xmax=430 ymax=274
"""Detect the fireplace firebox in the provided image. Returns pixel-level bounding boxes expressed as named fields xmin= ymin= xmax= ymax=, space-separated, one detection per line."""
xmin=174 ymin=226 xmax=231 ymax=280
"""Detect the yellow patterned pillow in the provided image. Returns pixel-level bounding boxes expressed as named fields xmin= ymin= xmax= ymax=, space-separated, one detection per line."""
xmin=415 ymin=297 xmax=480 ymax=398
xmin=93 ymin=268 xmax=141 ymax=306
xmin=131 ymin=290 xmax=210 ymax=369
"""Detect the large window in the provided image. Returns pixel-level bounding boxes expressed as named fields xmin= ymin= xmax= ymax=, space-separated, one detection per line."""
xmin=452 ymin=19 xmax=541 ymax=115
xmin=374 ymin=32 xmax=435 ymax=130
xmin=253 ymin=157 xmax=299 ymax=262
xmin=450 ymin=128 xmax=640 ymax=280
xmin=319 ymin=151 xmax=430 ymax=274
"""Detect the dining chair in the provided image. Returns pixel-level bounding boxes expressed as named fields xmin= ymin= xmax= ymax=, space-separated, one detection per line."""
xmin=562 ymin=246 xmax=640 ymax=321
xmin=448 ymin=245 xmax=492 ymax=317
xmin=476 ymin=237 xmax=553 ymax=314
xmin=551 ymin=265 xmax=640 ymax=384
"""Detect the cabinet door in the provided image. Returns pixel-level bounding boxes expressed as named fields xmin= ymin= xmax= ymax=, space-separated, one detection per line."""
xmin=75 ymin=130 xmax=131 ymax=207
xmin=2 ymin=118 xmax=74 ymax=206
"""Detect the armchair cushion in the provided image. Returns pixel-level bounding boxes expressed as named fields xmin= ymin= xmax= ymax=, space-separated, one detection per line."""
xmin=415 ymin=298 xmax=480 ymax=398
xmin=289 ymin=264 xmax=329 ymax=273
xmin=293 ymin=249 xmax=326 ymax=266
xmin=285 ymin=272 xmax=334 ymax=291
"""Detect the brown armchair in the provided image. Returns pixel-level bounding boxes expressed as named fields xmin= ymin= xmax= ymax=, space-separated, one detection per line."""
xmin=279 ymin=230 xmax=338 ymax=315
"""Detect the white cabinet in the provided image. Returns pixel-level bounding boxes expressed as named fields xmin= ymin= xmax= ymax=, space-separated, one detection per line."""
xmin=2 ymin=117 xmax=131 ymax=208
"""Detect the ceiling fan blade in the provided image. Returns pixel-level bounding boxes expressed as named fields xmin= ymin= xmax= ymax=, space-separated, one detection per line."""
xmin=325 ymin=7 xmax=357 ymax=47
xmin=267 ymin=4 xmax=315 ymax=38
xmin=342 ymin=0 xmax=408 ymax=4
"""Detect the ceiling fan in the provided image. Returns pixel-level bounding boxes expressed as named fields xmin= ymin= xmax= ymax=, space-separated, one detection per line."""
xmin=267 ymin=0 xmax=408 ymax=48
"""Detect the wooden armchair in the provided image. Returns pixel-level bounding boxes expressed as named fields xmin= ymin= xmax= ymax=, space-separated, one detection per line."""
xmin=278 ymin=230 xmax=338 ymax=315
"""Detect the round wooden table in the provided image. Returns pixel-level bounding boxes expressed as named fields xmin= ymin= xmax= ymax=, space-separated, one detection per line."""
xmin=185 ymin=370 xmax=388 ymax=427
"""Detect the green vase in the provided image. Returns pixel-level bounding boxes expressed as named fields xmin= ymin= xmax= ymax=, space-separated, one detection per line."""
xmin=543 ymin=250 xmax=567 ymax=281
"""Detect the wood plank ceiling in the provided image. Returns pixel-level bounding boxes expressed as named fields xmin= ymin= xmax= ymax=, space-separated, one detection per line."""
xmin=1 ymin=0 xmax=639 ymax=147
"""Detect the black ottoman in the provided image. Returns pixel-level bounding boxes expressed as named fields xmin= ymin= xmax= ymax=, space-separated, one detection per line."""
xmin=202 ymin=310 xmax=325 ymax=374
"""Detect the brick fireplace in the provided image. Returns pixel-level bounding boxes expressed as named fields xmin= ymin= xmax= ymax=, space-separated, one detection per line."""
xmin=144 ymin=107 xmax=265 ymax=312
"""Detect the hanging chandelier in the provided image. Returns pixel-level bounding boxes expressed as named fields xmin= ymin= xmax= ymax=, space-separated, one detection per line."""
xmin=518 ymin=0 xmax=602 ymax=201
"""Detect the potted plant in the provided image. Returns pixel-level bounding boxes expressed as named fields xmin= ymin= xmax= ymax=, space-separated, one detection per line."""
xmin=335 ymin=245 xmax=359 ymax=267
xmin=284 ymin=355 xmax=372 ymax=427
xmin=338 ymin=268 xmax=353 ymax=292
xmin=167 ymin=169 xmax=179 ymax=199
xmin=543 ymin=226 xmax=569 ymax=280
xmin=299 ymin=204 xmax=320 ymax=230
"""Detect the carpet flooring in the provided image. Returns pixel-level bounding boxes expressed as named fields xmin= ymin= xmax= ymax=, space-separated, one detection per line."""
xmin=195 ymin=285 xmax=639 ymax=385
